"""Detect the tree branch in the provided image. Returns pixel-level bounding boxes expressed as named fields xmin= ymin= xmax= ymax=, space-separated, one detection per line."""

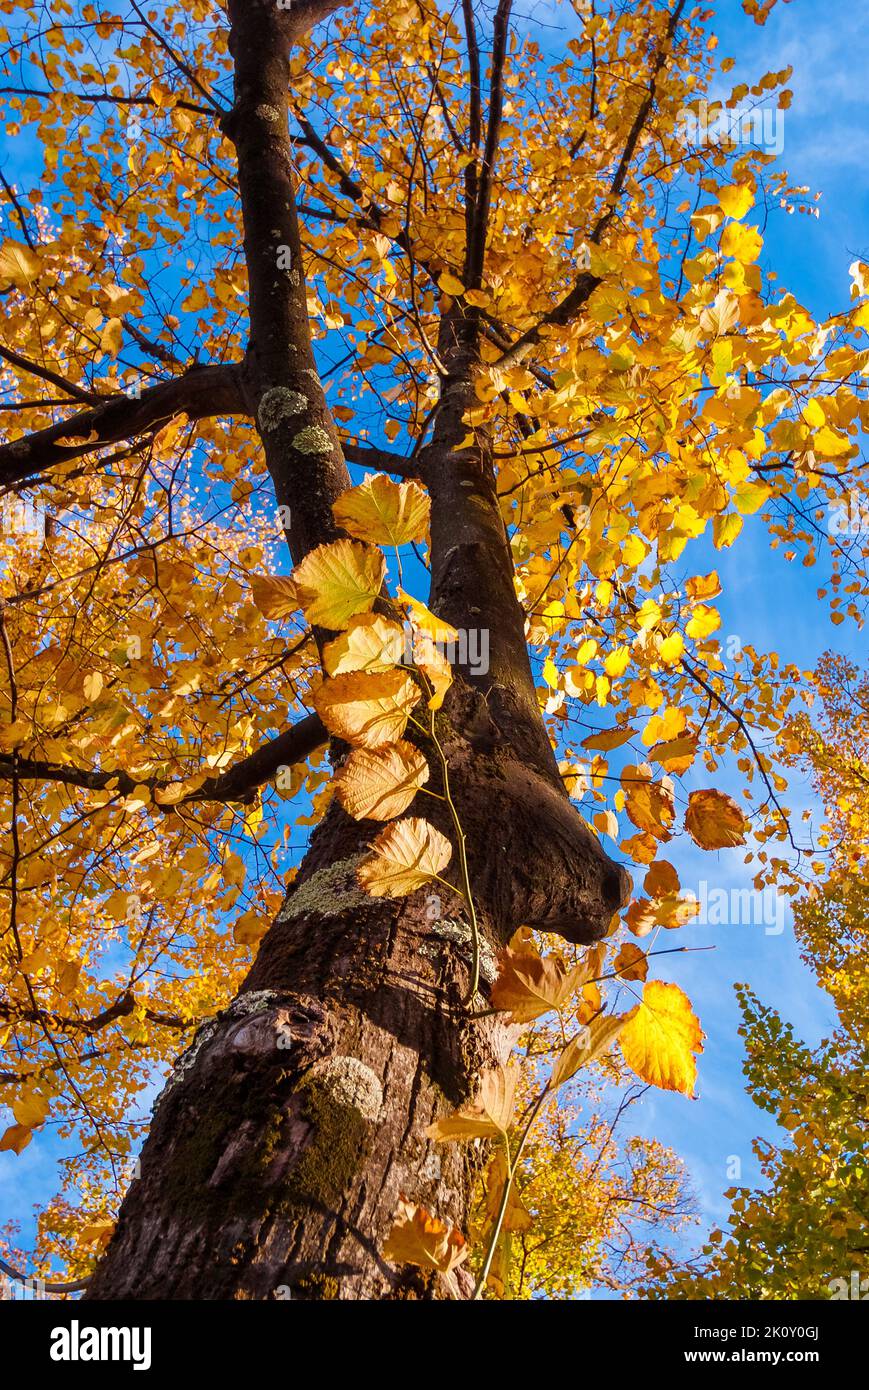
xmin=495 ymin=0 xmax=686 ymax=368
xmin=0 ymin=712 xmax=327 ymax=807
xmin=0 ymin=363 xmax=245 ymax=489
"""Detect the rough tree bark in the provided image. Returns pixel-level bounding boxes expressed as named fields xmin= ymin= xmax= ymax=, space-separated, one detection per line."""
xmin=86 ymin=0 xmax=630 ymax=1300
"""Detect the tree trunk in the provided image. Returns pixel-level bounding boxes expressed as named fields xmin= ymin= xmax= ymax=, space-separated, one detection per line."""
xmin=86 ymin=0 xmax=629 ymax=1300
xmin=86 ymin=673 xmax=627 ymax=1300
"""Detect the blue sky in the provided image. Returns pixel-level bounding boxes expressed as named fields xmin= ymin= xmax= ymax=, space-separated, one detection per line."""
xmin=598 ymin=0 xmax=868 ymax=1270
xmin=1 ymin=0 xmax=866 ymax=1289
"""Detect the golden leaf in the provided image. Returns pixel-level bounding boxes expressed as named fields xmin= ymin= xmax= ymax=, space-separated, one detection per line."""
xmin=550 ymin=1013 xmax=627 ymax=1090
xmin=412 ymin=632 xmax=453 ymax=710
xmin=293 ymin=539 xmax=385 ymax=629
xmin=357 ymin=815 xmax=451 ymax=897
xmin=313 ymin=669 xmax=420 ymax=748
xmin=332 ymin=474 xmax=430 ymax=546
xmin=398 ymin=589 xmax=459 ymax=644
xmin=623 ymin=768 xmax=675 ymax=841
xmin=426 ymin=1066 xmax=517 ymax=1141
xmin=619 ymin=980 xmax=704 ymax=1096
xmin=614 ymin=942 xmax=648 ymax=982
xmin=0 ymin=1123 xmax=32 ymax=1154
xmin=0 ymin=239 xmax=41 ymax=286
xmin=250 ymin=573 xmax=298 ymax=620
xmin=323 ymin=612 xmax=404 ymax=676
xmin=383 ymin=1198 xmax=467 ymax=1275
xmin=581 ymin=725 xmax=637 ymax=752
xmin=438 ymin=271 xmax=465 ymax=297
xmin=334 ymin=741 xmax=429 ymax=821
xmin=490 ymin=944 xmax=587 ymax=1023
xmin=684 ymin=788 xmax=748 ymax=849
xmin=100 ymin=317 xmax=124 ymax=356
xmin=12 ymin=1091 xmax=49 ymax=1128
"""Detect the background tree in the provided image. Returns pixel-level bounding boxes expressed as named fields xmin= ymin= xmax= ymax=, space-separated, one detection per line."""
xmin=645 ymin=656 xmax=869 ymax=1299
xmin=0 ymin=0 xmax=866 ymax=1299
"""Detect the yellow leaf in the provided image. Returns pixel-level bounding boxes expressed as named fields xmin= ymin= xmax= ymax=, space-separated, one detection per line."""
xmin=582 ymin=725 xmax=636 ymax=752
xmin=383 ymin=1198 xmax=467 ymax=1275
xmin=234 ymin=909 xmax=269 ymax=946
xmin=490 ymin=944 xmax=587 ymax=1023
xmin=12 ymin=1091 xmax=49 ymax=1128
xmin=814 ymin=425 xmax=852 ymax=459
xmin=313 ymin=669 xmax=420 ymax=748
xmin=293 ymin=539 xmax=385 ymax=629
xmin=649 ymin=734 xmax=697 ymax=774
xmin=685 ymin=603 xmax=721 ymax=640
xmin=426 ymin=1066 xmax=517 ymax=1141
xmin=323 ymin=612 xmax=404 ymax=675
xmin=79 ymin=1219 xmax=115 ymax=1249
xmin=0 ymin=239 xmax=41 ymax=286
xmin=623 ymin=768 xmax=675 ymax=841
xmin=357 ymin=815 xmax=451 ymax=897
xmin=684 ymin=788 xmax=748 ymax=849
xmin=334 ymin=741 xmax=429 ymax=821
xmin=713 ymin=513 xmax=743 ymax=549
xmin=438 ymin=271 xmax=465 ymax=297
xmin=721 ymin=222 xmax=762 ymax=264
xmin=82 ymin=671 xmax=104 ymax=703
xmin=718 ymin=183 xmax=754 ymax=220
xmin=614 ymin=942 xmax=648 ymax=982
xmin=604 ymin=645 xmax=631 ymax=678
xmin=550 ymin=1013 xmax=627 ymax=1090
xmin=658 ymin=632 xmax=684 ymax=664
xmin=100 ymin=317 xmax=124 ymax=356
xmin=332 ymin=474 xmax=430 ymax=546
xmin=398 ymin=589 xmax=459 ymax=644
xmin=619 ymin=980 xmax=704 ymax=1096
xmin=733 ymin=481 xmax=770 ymax=515
xmin=250 ymin=573 xmax=298 ymax=620
xmin=480 ymin=1151 xmax=534 ymax=1233
xmin=0 ymin=1123 xmax=32 ymax=1154
xmin=412 ymin=632 xmax=453 ymax=710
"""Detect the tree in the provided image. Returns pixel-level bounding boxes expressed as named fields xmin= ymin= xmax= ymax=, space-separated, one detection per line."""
xmin=645 ymin=656 xmax=869 ymax=1299
xmin=0 ymin=0 xmax=866 ymax=1299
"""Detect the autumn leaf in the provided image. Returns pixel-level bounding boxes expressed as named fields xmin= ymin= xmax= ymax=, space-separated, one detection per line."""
xmin=438 ymin=271 xmax=465 ymax=297
xmin=614 ymin=942 xmax=648 ymax=982
xmin=479 ymin=1152 xmax=534 ymax=1233
xmin=357 ymin=816 xmax=451 ymax=897
xmin=383 ymin=1198 xmax=467 ymax=1276
xmin=100 ymin=317 xmax=124 ymax=356
xmin=323 ymin=612 xmax=404 ymax=675
xmin=293 ymin=539 xmax=385 ymax=629
xmin=623 ymin=767 xmax=676 ymax=841
xmin=412 ymin=632 xmax=453 ymax=710
xmin=250 ymin=573 xmax=298 ymax=621
xmin=582 ymin=725 xmax=637 ymax=752
xmin=398 ymin=589 xmax=459 ymax=644
xmin=619 ymin=980 xmax=704 ymax=1096
xmin=549 ymin=1012 xmax=627 ymax=1090
xmin=490 ymin=944 xmax=587 ymax=1023
xmin=332 ymin=473 xmax=430 ymax=546
xmin=12 ymin=1091 xmax=49 ymax=1128
xmin=313 ymin=669 xmax=420 ymax=748
xmin=427 ymin=1066 xmax=517 ymax=1141
xmin=718 ymin=182 xmax=754 ymax=220
xmin=0 ymin=239 xmax=41 ymax=286
xmin=334 ymin=741 xmax=429 ymax=821
xmin=0 ymin=1123 xmax=33 ymax=1154
xmin=685 ymin=788 xmax=748 ymax=850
